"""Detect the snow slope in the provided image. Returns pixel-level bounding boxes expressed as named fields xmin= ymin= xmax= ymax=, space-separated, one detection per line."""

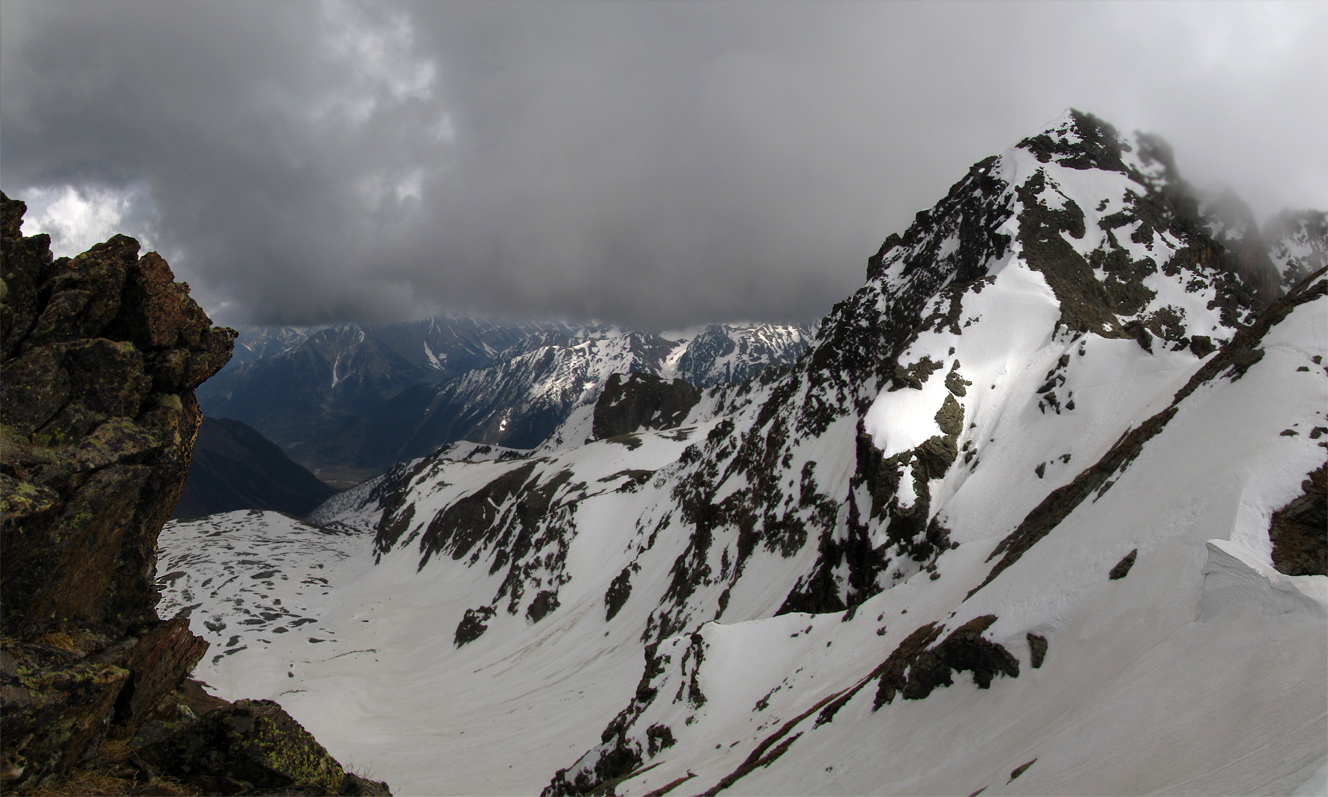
xmin=159 ymin=110 xmax=1327 ymax=796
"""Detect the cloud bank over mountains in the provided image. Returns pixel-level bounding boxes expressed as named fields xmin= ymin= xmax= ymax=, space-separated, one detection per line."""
xmin=2 ymin=0 xmax=1324 ymax=329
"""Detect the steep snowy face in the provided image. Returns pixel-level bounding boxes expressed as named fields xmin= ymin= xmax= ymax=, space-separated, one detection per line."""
xmin=622 ymin=109 xmax=1287 ymax=625
xmin=550 ymin=272 xmax=1325 ymax=797
xmin=1265 ymin=209 xmax=1328 ymax=291
xmin=160 ymin=111 xmax=1326 ymax=796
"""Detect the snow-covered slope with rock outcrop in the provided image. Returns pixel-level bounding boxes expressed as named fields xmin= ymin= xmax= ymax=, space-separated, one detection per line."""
xmin=159 ymin=110 xmax=1327 ymax=796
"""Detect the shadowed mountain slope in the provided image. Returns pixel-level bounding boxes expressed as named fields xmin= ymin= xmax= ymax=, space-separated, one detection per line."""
xmin=172 ymin=417 xmax=337 ymax=520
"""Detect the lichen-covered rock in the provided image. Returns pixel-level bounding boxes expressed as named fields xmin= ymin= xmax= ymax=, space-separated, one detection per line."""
xmin=0 ymin=191 xmax=239 ymax=789
xmin=114 ymin=616 xmax=211 ymax=736
xmin=1 ymin=193 xmax=389 ymax=794
xmin=0 ymin=641 xmax=130 ymax=786
xmin=140 ymin=699 xmax=387 ymax=796
xmin=1 ymin=192 xmax=236 ymax=641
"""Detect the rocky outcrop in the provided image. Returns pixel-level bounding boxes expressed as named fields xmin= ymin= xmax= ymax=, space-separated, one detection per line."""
xmin=1 ymin=201 xmax=234 ymax=640
xmin=139 ymin=699 xmax=389 ymax=796
xmin=1269 ymin=463 xmax=1327 ymax=577
xmin=1264 ymin=209 xmax=1328 ymax=292
xmin=591 ymin=372 xmax=701 ymax=441
xmin=0 ymin=192 xmax=387 ymax=795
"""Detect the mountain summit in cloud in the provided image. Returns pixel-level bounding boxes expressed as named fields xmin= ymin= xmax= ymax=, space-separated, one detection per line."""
xmin=159 ymin=111 xmax=1326 ymax=795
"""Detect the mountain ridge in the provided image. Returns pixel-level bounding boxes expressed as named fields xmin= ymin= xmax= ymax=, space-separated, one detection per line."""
xmin=208 ymin=320 xmax=815 ymax=483
xmin=157 ymin=110 xmax=1327 ymax=796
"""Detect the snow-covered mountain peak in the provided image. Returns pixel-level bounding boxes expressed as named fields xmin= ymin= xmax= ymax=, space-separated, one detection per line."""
xmin=160 ymin=112 xmax=1326 ymax=796
xmin=863 ymin=109 xmax=1276 ymax=369
xmin=338 ymin=109 xmax=1315 ymax=654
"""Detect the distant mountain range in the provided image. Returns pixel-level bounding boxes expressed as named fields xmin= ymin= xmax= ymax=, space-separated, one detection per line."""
xmin=198 ymin=319 xmax=814 ymax=485
xmin=196 ymin=317 xmax=557 ymax=484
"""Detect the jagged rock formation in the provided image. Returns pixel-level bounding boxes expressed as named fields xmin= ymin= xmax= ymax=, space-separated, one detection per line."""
xmin=198 ymin=319 xmax=814 ymax=485
xmin=0 ymin=193 xmax=387 ymax=795
xmin=172 ymin=417 xmax=336 ymax=520
xmin=1 ymin=208 xmax=233 ymax=641
xmin=669 ymin=322 xmax=815 ymax=387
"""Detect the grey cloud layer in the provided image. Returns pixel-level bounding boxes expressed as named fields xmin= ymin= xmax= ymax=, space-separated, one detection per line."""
xmin=2 ymin=0 xmax=1324 ymax=328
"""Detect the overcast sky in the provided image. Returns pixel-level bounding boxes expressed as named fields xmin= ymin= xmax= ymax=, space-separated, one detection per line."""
xmin=2 ymin=1 xmax=1325 ymax=330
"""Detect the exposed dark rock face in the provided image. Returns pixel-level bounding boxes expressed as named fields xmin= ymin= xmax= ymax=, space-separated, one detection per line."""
xmin=173 ymin=417 xmax=336 ymax=520
xmin=1196 ymin=186 xmax=1282 ymax=307
xmin=0 ymin=193 xmax=387 ymax=795
xmin=1027 ymin=634 xmax=1048 ymax=669
xmin=871 ymin=616 xmax=1020 ymax=710
xmin=0 ymin=641 xmax=134 ymax=786
xmin=1269 ymin=463 xmax=1327 ymax=577
xmin=1108 ymin=549 xmax=1138 ymax=580
xmin=1 ymin=199 xmax=234 ymax=641
xmin=139 ymin=699 xmax=389 ymax=796
xmin=592 ymin=372 xmax=701 ymax=441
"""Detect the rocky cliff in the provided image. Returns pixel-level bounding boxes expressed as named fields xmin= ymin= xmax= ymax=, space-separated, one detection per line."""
xmin=0 ymin=192 xmax=387 ymax=795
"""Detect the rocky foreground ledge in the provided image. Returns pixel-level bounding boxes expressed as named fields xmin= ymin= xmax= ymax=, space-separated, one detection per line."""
xmin=0 ymin=192 xmax=389 ymax=795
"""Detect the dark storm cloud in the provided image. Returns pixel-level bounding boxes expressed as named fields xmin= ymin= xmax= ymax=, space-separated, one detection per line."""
xmin=2 ymin=1 xmax=1325 ymax=329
